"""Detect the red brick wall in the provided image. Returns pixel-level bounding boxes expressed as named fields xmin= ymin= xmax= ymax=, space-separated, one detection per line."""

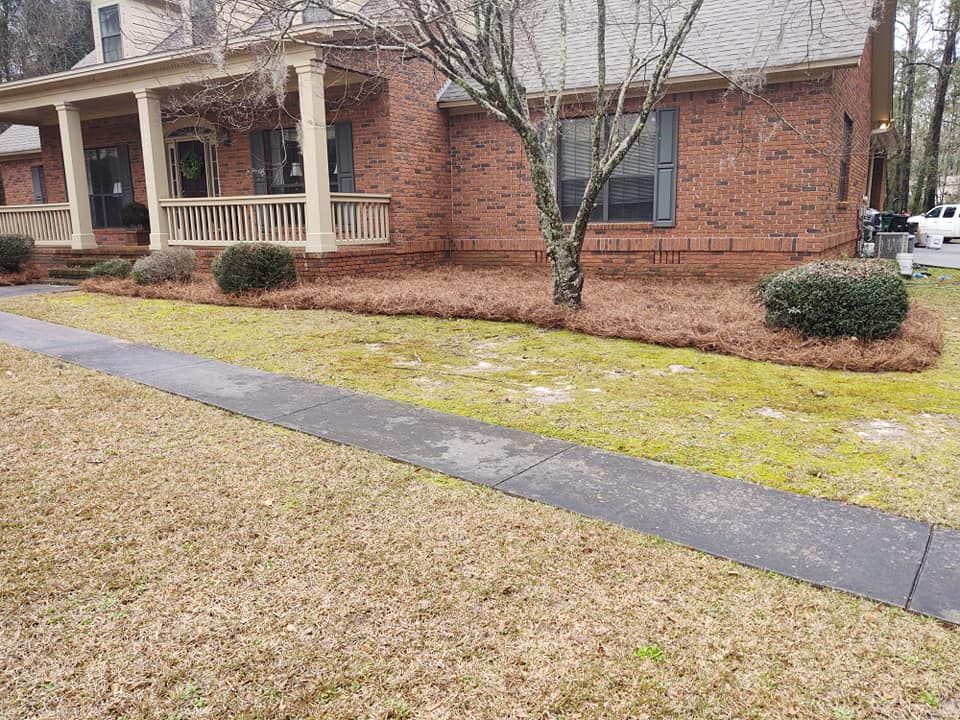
xmin=447 ymin=38 xmax=875 ymax=278
xmin=0 ymin=157 xmax=40 ymax=205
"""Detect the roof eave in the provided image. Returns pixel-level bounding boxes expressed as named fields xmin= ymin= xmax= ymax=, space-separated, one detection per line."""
xmin=437 ymin=55 xmax=863 ymax=109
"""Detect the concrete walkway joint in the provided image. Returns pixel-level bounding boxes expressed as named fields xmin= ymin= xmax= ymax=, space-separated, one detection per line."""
xmin=0 ymin=288 xmax=957 ymax=625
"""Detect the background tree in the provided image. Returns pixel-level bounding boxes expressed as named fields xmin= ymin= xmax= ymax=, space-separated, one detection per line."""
xmin=916 ymin=0 xmax=960 ymax=210
xmin=888 ymin=0 xmax=924 ymax=211
xmin=0 ymin=0 xmax=93 ymax=83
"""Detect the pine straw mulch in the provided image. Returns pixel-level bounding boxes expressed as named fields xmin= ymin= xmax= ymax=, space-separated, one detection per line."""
xmin=0 ymin=263 xmax=43 ymax=286
xmin=81 ymin=268 xmax=944 ymax=373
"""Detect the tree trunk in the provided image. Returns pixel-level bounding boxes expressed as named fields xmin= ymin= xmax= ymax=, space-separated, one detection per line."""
xmin=919 ymin=0 xmax=960 ymax=210
xmin=894 ymin=0 xmax=921 ymax=210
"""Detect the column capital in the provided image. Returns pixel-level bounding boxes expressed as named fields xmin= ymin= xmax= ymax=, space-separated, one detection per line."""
xmin=293 ymin=58 xmax=326 ymax=75
xmin=54 ymin=101 xmax=80 ymax=114
xmin=133 ymin=88 xmax=162 ymax=101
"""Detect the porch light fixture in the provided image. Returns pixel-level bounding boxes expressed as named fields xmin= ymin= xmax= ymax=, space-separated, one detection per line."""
xmin=290 ymin=161 xmax=303 ymax=178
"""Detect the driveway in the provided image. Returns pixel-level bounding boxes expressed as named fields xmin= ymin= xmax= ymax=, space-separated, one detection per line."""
xmin=915 ymin=241 xmax=960 ymax=269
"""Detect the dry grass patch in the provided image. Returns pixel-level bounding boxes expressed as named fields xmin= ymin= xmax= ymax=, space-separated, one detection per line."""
xmin=82 ymin=267 xmax=943 ymax=372
xmin=1 ymin=344 xmax=959 ymax=719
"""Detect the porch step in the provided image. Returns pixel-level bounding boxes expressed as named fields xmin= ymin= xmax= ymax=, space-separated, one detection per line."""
xmin=47 ymin=266 xmax=94 ymax=281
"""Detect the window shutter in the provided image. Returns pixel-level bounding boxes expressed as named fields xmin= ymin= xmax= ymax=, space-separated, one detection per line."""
xmin=116 ymin=144 xmax=134 ymax=206
xmin=653 ymin=108 xmax=678 ymax=228
xmin=335 ymin=121 xmax=355 ymax=193
xmin=31 ymin=166 xmax=46 ymax=203
xmin=249 ymin=131 xmax=269 ymax=195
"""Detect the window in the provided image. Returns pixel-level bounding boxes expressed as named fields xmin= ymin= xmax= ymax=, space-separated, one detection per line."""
xmin=838 ymin=113 xmax=853 ymax=201
xmin=99 ymin=5 xmax=123 ymax=62
xmin=944 ymin=206 xmax=957 ymax=219
xmin=31 ymin=166 xmax=46 ymax=203
xmin=85 ymin=145 xmax=133 ymax=228
xmin=925 ymin=206 xmax=943 ymax=219
xmin=558 ymin=111 xmax=674 ymax=224
xmin=0 ymin=173 xmax=6 ymax=205
xmin=250 ymin=123 xmax=355 ymax=195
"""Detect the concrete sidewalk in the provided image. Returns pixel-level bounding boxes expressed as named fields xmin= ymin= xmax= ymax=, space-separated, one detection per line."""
xmin=0 ymin=296 xmax=956 ymax=624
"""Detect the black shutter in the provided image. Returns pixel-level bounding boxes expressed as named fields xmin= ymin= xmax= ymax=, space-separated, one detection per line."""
xmin=250 ymin=130 xmax=269 ymax=195
xmin=653 ymin=108 xmax=678 ymax=228
xmin=116 ymin=144 xmax=134 ymax=206
xmin=335 ymin=121 xmax=355 ymax=193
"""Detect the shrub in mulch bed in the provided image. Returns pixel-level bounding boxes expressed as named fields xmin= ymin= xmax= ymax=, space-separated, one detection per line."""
xmin=80 ymin=268 xmax=944 ymax=372
xmin=0 ymin=263 xmax=43 ymax=286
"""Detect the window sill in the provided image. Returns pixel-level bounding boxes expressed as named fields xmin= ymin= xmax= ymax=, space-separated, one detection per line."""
xmin=563 ymin=221 xmax=657 ymax=228
xmin=836 ymin=201 xmax=850 ymax=210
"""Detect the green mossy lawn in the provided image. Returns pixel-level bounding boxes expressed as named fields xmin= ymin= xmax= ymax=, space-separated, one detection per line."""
xmin=3 ymin=271 xmax=960 ymax=527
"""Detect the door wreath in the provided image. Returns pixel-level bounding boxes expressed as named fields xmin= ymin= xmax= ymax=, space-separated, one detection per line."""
xmin=179 ymin=151 xmax=203 ymax=181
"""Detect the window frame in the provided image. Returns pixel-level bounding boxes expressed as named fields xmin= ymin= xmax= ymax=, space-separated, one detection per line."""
xmin=925 ymin=206 xmax=943 ymax=219
xmin=251 ymin=123 xmax=354 ymax=196
xmin=84 ymin=144 xmax=132 ymax=228
xmin=556 ymin=111 xmax=665 ymax=224
xmin=30 ymin=165 xmax=46 ymax=203
xmin=99 ymin=4 xmax=123 ymax=62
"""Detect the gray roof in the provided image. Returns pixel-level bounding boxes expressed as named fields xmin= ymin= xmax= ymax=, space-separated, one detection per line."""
xmin=0 ymin=123 xmax=40 ymax=156
xmin=438 ymin=0 xmax=877 ymax=103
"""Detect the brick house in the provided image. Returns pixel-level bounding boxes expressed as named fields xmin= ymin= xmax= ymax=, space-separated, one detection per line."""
xmin=0 ymin=0 xmax=896 ymax=280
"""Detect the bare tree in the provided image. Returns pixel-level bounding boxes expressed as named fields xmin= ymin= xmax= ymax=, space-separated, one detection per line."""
xmin=170 ymin=0 xmax=878 ymax=306
xmin=0 ymin=0 xmax=93 ymax=83
xmin=916 ymin=0 xmax=960 ymax=211
xmin=889 ymin=0 xmax=923 ymax=211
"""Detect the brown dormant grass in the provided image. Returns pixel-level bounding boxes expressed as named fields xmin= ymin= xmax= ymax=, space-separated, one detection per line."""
xmin=2 ymin=344 xmax=958 ymax=718
xmin=83 ymin=267 xmax=942 ymax=372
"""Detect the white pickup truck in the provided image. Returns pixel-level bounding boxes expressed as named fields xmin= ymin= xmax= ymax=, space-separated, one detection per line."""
xmin=908 ymin=205 xmax=959 ymax=246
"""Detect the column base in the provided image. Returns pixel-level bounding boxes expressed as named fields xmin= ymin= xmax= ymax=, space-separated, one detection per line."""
xmin=70 ymin=233 xmax=98 ymax=251
xmin=149 ymin=232 xmax=170 ymax=251
xmin=305 ymin=231 xmax=337 ymax=254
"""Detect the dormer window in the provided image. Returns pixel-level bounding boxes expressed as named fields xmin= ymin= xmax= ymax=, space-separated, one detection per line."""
xmin=99 ymin=5 xmax=123 ymax=62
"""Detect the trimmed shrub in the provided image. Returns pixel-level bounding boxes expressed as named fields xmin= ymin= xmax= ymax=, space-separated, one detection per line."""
xmin=762 ymin=260 xmax=909 ymax=339
xmin=211 ymin=243 xmax=297 ymax=294
xmin=0 ymin=234 xmax=35 ymax=272
xmin=132 ymin=248 xmax=196 ymax=285
xmin=120 ymin=202 xmax=150 ymax=229
xmin=88 ymin=258 xmax=132 ymax=279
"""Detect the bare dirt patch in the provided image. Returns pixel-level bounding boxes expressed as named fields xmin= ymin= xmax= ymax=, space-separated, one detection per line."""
xmin=82 ymin=268 xmax=943 ymax=372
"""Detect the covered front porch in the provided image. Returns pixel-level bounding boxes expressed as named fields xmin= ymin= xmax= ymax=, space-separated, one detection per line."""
xmin=0 ymin=49 xmax=391 ymax=252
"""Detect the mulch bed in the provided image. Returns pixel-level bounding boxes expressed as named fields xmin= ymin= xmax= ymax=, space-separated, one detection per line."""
xmin=81 ymin=268 xmax=944 ymax=372
xmin=0 ymin=264 xmax=43 ymax=286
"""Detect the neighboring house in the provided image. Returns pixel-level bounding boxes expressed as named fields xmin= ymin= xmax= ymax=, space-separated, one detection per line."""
xmin=0 ymin=0 xmax=896 ymax=279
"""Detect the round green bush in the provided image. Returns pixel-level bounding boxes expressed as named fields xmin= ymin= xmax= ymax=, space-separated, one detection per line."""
xmin=88 ymin=258 xmax=132 ymax=279
xmin=132 ymin=248 xmax=196 ymax=285
xmin=0 ymin=234 xmax=35 ymax=272
xmin=211 ymin=243 xmax=297 ymax=294
xmin=762 ymin=260 xmax=909 ymax=340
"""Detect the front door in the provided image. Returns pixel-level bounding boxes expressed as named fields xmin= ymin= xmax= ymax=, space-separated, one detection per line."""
xmin=176 ymin=140 xmax=209 ymax=198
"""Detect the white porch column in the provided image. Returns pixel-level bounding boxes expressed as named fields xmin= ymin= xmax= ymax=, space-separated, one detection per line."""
xmin=134 ymin=89 xmax=171 ymax=250
xmin=295 ymin=59 xmax=337 ymax=253
xmin=54 ymin=102 xmax=96 ymax=250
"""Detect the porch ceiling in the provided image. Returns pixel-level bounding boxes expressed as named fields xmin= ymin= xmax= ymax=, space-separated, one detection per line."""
xmin=0 ymin=50 xmax=372 ymax=128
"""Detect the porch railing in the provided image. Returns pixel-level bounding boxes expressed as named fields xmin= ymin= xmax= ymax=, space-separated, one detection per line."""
xmin=0 ymin=203 xmax=72 ymax=246
xmin=161 ymin=192 xmax=391 ymax=247
xmin=332 ymin=193 xmax=391 ymax=245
